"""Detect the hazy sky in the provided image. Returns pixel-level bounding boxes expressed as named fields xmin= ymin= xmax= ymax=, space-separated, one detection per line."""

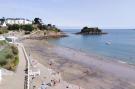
xmin=0 ymin=0 xmax=135 ymax=28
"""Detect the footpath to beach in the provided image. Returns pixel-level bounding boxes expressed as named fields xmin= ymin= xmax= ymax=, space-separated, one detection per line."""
xmin=0 ymin=44 xmax=26 ymax=89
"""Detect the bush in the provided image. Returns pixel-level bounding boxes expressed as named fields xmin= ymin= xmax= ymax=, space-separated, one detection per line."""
xmin=0 ymin=40 xmax=7 ymax=45
xmin=0 ymin=42 xmax=19 ymax=71
xmin=25 ymin=31 xmax=31 ymax=34
xmin=6 ymin=53 xmax=14 ymax=59
xmin=0 ymin=30 xmax=3 ymax=34
xmin=0 ymin=28 xmax=9 ymax=34
xmin=54 ymin=28 xmax=61 ymax=32
xmin=14 ymin=56 xmax=19 ymax=65
xmin=0 ymin=60 xmax=7 ymax=66
xmin=11 ymin=45 xmax=18 ymax=55
xmin=8 ymin=24 xmax=20 ymax=31
xmin=22 ymin=25 xmax=34 ymax=32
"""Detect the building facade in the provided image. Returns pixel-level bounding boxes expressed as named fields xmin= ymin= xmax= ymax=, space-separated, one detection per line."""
xmin=0 ymin=18 xmax=32 ymax=27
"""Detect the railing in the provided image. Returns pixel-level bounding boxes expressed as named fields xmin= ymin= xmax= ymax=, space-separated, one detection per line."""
xmin=21 ymin=44 xmax=30 ymax=89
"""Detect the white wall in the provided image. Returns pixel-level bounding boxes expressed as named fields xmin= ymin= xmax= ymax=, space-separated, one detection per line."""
xmin=24 ymin=20 xmax=32 ymax=24
xmin=6 ymin=19 xmax=32 ymax=25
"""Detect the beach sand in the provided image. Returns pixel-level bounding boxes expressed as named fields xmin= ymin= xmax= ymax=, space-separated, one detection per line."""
xmin=23 ymin=39 xmax=135 ymax=89
xmin=29 ymin=57 xmax=84 ymax=89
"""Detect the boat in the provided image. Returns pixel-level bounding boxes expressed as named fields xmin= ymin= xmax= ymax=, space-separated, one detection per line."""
xmin=105 ymin=41 xmax=111 ymax=45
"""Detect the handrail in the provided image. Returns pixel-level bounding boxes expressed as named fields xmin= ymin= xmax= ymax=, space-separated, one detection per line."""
xmin=21 ymin=44 xmax=30 ymax=89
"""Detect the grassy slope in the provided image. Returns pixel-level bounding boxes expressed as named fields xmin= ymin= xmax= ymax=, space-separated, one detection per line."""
xmin=0 ymin=41 xmax=19 ymax=71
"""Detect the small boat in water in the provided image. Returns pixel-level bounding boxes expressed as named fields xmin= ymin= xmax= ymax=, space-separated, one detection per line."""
xmin=105 ymin=41 xmax=111 ymax=45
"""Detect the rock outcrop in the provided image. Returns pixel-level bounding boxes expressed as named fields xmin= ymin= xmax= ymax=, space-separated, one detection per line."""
xmin=76 ymin=26 xmax=107 ymax=35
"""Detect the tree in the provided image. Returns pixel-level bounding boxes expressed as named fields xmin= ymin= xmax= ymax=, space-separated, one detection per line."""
xmin=0 ymin=17 xmax=5 ymax=22
xmin=34 ymin=18 xmax=42 ymax=25
xmin=42 ymin=25 xmax=47 ymax=30
xmin=83 ymin=26 xmax=88 ymax=30
xmin=47 ymin=24 xmax=51 ymax=27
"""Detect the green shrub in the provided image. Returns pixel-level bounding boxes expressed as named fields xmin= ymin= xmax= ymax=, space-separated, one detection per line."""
xmin=25 ymin=31 xmax=31 ymax=34
xmin=8 ymin=24 xmax=20 ymax=31
xmin=0 ymin=60 xmax=7 ymax=66
xmin=0 ymin=40 xmax=7 ymax=45
xmin=0 ymin=28 xmax=9 ymax=34
xmin=0 ymin=30 xmax=3 ymax=34
xmin=6 ymin=53 xmax=14 ymax=59
xmin=11 ymin=45 xmax=18 ymax=55
xmin=0 ymin=44 xmax=19 ymax=71
xmin=14 ymin=56 xmax=19 ymax=65
xmin=22 ymin=25 xmax=34 ymax=32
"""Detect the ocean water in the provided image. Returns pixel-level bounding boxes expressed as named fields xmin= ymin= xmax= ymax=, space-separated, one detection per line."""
xmin=48 ymin=29 xmax=135 ymax=64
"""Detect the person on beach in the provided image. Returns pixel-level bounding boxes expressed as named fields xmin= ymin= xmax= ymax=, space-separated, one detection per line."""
xmin=56 ymin=72 xmax=61 ymax=83
xmin=51 ymin=79 xmax=56 ymax=86
xmin=39 ymin=83 xmax=47 ymax=89
xmin=49 ymin=60 xmax=53 ymax=69
xmin=66 ymin=83 xmax=70 ymax=88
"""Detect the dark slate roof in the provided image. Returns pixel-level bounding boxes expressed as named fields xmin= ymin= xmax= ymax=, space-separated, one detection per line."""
xmin=6 ymin=18 xmax=25 ymax=20
xmin=6 ymin=18 xmax=32 ymax=21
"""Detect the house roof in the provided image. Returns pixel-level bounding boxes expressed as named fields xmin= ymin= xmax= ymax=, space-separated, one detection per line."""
xmin=6 ymin=18 xmax=25 ymax=20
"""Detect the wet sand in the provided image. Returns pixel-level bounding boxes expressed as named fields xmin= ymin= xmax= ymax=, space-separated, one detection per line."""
xmin=23 ymin=39 xmax=135 ymax=89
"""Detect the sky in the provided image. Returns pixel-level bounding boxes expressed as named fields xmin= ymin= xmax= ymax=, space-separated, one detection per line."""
xmin=0 ymin=0 xmax=135 ymax=29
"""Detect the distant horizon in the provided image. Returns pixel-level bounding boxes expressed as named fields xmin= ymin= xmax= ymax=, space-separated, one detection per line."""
xmin=58 ymin=26 xmax=135 ymax=30
xmin=1 ymin=0 xmax=135 ymax=28
xmin=2 ymin=17 xmax=135 ymax=29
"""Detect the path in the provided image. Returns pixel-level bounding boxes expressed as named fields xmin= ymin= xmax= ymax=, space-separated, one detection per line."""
xmin=0 ymin=44 xmax=26 ymax=89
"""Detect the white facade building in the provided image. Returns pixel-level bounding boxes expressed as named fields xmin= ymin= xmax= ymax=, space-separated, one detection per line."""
xmin=6 ymin=18 xmax=32 ymax=25
xmin=5 ymin=36 xmax=18 ymax=44
xmin=0 ymin=18 xmax=32 ymax=27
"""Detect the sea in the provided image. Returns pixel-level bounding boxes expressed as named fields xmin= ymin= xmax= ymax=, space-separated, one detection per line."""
xmin=48 ymin=29 xmax=135 ymax=65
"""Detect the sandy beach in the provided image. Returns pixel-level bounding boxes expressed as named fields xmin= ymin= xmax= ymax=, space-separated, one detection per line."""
xmin=28 ymin=55 xmax=84 ymax=89
xmin=23 ymin=39 xmax=135 ymax=89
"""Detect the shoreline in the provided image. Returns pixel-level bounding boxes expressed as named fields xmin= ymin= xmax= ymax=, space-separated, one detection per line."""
xmin=52 ymin=43 xmax=135 ymax=80
xmin=46 ymin=38 xmax=135 ymax=70
xmin=47 ymin=35 xmax=135 ymax=66
xmin=51 ymin=43 xmax=135 ymax=67
xmin=23 ymin=39 xmax=135 ymax=89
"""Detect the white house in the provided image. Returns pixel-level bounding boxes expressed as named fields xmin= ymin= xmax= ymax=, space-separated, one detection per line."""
xmin=0 ymin=18 xmax=32 ymax=27
xmin=6 ymin=18 xmax=32 ymax=25
xmin=5 ymin=36 xmax=18 ymax=44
